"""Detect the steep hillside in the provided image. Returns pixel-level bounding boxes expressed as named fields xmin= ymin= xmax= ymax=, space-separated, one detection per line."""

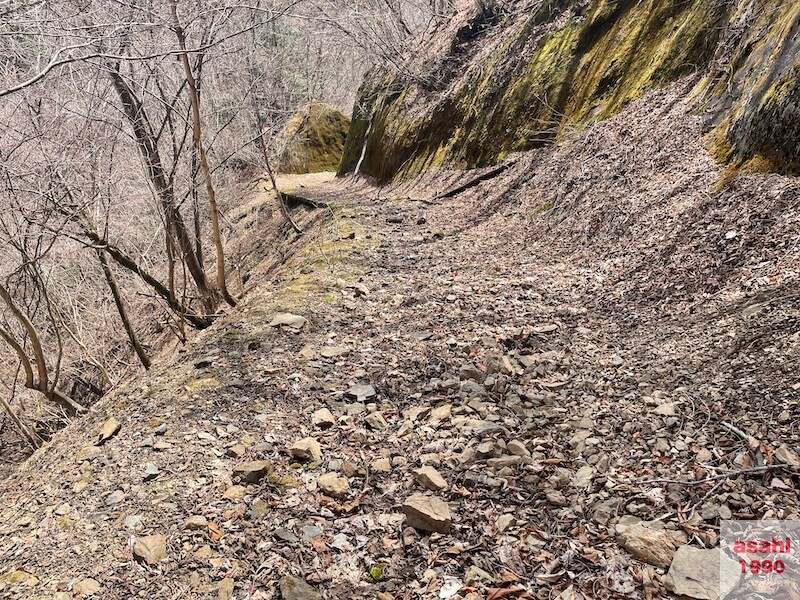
xmin=340 ymin=0 xmax=800 ymax=181
xmin=1 ymin=2 xmax=798 ymax=600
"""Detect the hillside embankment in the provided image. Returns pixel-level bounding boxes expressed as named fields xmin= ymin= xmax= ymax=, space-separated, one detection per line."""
xmin=1 ymin=1 xmax=799 ymax=598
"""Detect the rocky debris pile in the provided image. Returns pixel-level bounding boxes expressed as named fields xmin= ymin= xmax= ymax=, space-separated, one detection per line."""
xmin=0 ymin=89 xmax=798 ymax=600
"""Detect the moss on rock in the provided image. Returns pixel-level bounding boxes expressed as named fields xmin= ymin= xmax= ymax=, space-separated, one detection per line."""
xmin=278 ymin=102 xmax=351 ymax=174
xmin=340 ymin=0 xmax=799 ymax=181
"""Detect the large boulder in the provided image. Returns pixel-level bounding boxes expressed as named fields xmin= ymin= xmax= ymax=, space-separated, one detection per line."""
xmin=278 ymin=102 xmax=350 ymax=174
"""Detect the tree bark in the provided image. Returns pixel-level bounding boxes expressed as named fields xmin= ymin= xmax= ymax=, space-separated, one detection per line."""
xmin=171 ymin=0 xmax=237 ymax=307
xmin=108 ymin=65 xmax=218 ymax=313
xmin=0 ymin=395 xmax=41 ymax=450
xmin=97 ymin=249 xmax=151 ymax=369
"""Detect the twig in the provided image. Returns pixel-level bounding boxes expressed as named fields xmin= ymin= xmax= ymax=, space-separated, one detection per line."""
xmin=640 ymin=464 xmax=793 ymax=486
xmin=721 ymin=421 xmax=761 ymax=450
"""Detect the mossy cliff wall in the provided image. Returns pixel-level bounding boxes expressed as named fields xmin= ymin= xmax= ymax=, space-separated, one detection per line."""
xmin=700 ymin=0 xmax=800 ymax=175
xmin=340 ymin=0 xmax=800 ymax=182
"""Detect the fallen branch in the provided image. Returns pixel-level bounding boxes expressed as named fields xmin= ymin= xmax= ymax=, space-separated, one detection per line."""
xmin=721 ymin=421 xmax=761 ymax=450
xmin=434 ymin=161 xmax=515 ymax=201
xmin=283 ymin=191 xmax=333 ymax=214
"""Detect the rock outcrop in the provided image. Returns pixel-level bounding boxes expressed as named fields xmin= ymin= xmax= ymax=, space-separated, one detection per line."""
xmin=278 ymin=102 xmax=350 ymax=174
xmin=340 ymin=0 xmax=800 ymax=181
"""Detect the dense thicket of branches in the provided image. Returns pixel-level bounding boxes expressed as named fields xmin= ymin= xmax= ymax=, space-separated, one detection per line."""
xmin=0 ymin=0 xmax=438 ymax=447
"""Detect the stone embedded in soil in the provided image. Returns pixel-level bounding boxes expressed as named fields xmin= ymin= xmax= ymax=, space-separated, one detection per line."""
xmin=487 ymin=455 xmax=522 ymax=469
xmin=617 ymin=523 xmax=677 ymax=569
xmin=414 ymin=466 xmax=448 ymax=491
xmin=233 ymin=460 xmax=273 ymax=483
xmin=74 ymin=578 xmax=101 ymax=596
xmin=317 ymin=472 xmax=349 ymax=498
xmin=371 ymin=458 xmax=391 ymax=472
xmin=279 ymin=575 xmax=322 ymax=600
xmin=320 ymin=346 xmax=349 ymax=358
xmin=665 ymin=547 xmax=740 ymax=599
xmin=218 ymin=578 xmax=235 ymax=600
xmin=133 ymin=534 xmax=167 ymax=565
xmin=95 ymin=417 xmax=121 ymax=446
xmin=269 ymin=313 xmax=307 ymax=330
xmin=224 ymin=485 xmax=247 ymax=500
xmin=184 ymin=515 xmax=208 ymax=530
xmin=403 ymin=494 xmax=452 ymax=533
xmin=289 ymin=437 xmax=322 ymax=463
xmin=652 ymin=402 xmax=677 ymax=416
xmin=346 ymin=384 xmax=376 ymax=400
xmin=105 ymin=490 xmax=125 ymax=506
xmin=312 ymin=407 xmax=336 ymax=429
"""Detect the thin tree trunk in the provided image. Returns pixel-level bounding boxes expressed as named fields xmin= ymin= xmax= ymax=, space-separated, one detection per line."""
xmin=0 ymin=286 xmax=86 ymax=415
xmin=260 ymin=124 xmax=302 ymax=234
xmin=0 ymin=395 xmax=41 ymax=450
xmin=78 ymin=226 xmax=212 ymax=329
xmin=170 ymin=0 xmax=236 ymax=307
xmin=108 ymin=66 xmax=218 ymax=312
xmin=97 ymin=249 xmax=151 ymax=369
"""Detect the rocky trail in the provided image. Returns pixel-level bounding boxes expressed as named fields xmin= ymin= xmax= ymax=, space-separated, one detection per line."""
xmin=1 ymin=86 xmax=799 ymax=600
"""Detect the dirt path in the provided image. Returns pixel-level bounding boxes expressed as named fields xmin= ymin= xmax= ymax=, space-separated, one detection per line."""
xmin=1 ymin=92 xmax=798 ymax=600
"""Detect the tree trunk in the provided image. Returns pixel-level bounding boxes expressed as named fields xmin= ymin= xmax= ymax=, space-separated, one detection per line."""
xmin=0 ymin=395 xmax=41 ymax=450
xmin=171 ymin=0 xmax=236 ymax=307
xmin=97 ymin=249 xmax=151 ymax=369
xmin=0 ymin=285 xmax=86 ymax=415
xmin=108 ymin=66 xmax=219 ymax=313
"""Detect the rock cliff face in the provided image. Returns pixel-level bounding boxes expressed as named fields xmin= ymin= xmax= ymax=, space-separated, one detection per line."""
xmin=339 ymin=0 xmax=800 ymax=181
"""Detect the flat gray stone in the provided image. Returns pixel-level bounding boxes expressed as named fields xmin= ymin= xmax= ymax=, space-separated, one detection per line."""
xmin=346 ymin=384 xmax=376 ymax=400
xmin=279 ymin=575 xmax=322 ymax=600
xmin=665 ymin=546 xmax=741 ymax=599
xmin=269 ymin=313 xmax=307 ymax=330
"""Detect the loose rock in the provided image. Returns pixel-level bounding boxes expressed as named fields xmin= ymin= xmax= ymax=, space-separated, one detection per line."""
xmin=289 ymin=437 xmax=322 ymax=463
xmin=312 ymin=407 xmax=336 ymax=429
xmin=279 ymin=575 xmax=322 ymax=600
xmin=269 ymin=313 xmax=307 ymax=330
xmin=133 ymin=534 xmax=167 ymax=565
xmin=317 ymin=472 xmax=349 ymax=498
xmin=665 ymin=547 xmax=741 ymax=599
xmin=184 ymin=515 xmax=208 ymax=531
xmin=617 ymin=523 xmax=677 ymax=568
xmin=414 ymin=466 xmax=448 ymax=491
xmin=233 ymin=460 xmax=273 ymax=483
xmin=402 ymin=494 xmax=452 ymax=533
xmin=95 ymin=417 xmax=121 ymax=446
